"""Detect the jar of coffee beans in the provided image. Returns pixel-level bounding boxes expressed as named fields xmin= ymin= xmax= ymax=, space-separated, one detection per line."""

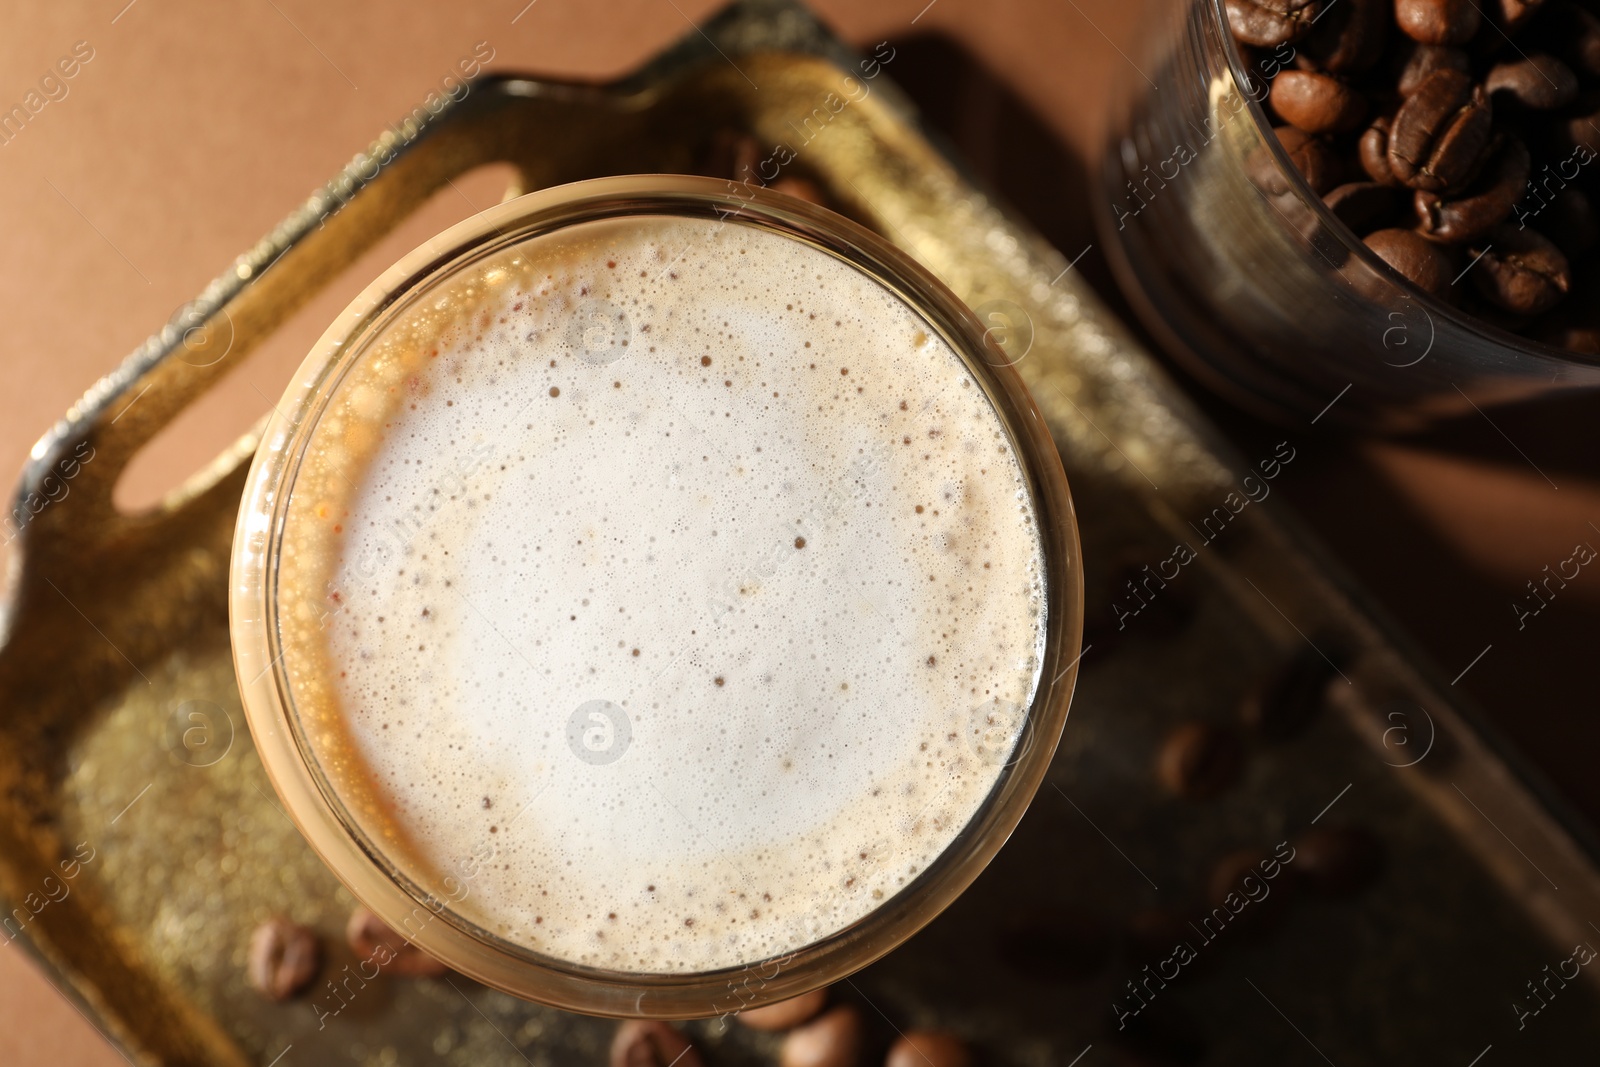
xmin=1100 ymin=0 xmax=1600 ymax=429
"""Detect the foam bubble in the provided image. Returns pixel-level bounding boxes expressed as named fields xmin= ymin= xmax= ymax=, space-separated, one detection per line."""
xmin=276 ymin=215 xmax=1046 ymax=973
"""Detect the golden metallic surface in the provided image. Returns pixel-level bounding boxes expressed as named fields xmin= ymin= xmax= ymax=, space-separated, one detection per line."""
xmin=3 ymin=1 xmax=1599 ymax=1063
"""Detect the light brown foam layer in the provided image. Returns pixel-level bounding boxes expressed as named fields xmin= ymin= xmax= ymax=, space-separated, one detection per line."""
xmin=277 ymin=214 xmax=1046 ymax=973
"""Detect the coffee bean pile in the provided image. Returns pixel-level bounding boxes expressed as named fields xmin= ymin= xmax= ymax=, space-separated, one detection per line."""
xmin=1226 ymin=0 xmax=1600 ymax=350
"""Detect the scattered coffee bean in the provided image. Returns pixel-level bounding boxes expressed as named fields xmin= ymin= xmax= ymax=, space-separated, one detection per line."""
xmin=1238 ymin=647 xmax=1339 ymax=740
xmin=612 ymin=1021 xmax=705 ymax=1067
xmin=1395 ymin=0 xmax=1480 ymax=45
xmin=1225 ymin=0 xmax=1324 ymax=46
xmin=1485 ymin=54 xmax=1578 ymax=110
xmin=1395 ymin=43 xmax=1471 ymax=96
xmin=1363 ymin=227 xmax=1457 ymax=296
xmin=1300 ymin=0 xmax=1387 ymax=72
xmin=1274 ymin=125 xmax=1343 ymax=192
xmin=738 ymin=988 xmax=829 ymax=1031
xmin=780 ymin=1004 xmax=864 ymax=1067
xmin=1273 ymin=70 xmax=1368 ymax=132
xmin=346 ymin=906 xmax=448 ymax=978
xmin=247 ymin=917 xmax=321 ymax=1002
xmin=995 ymin=915 xmax=1111 ymax=983
xmin=1471 ymin=224 xmax=1572 ymax=312
xmin=1388 ymin=69 xmax=1493 ymax=191
xmin=1292 ymin=825 xmax=1385 ymax=895
xmin=1414 ymin=135 xmax=1530 ymax=243
xmin=1324 ymin=181 xmax=1403 ymax=233
xmin=887 ymin=1031 xmax=972 ymax=1067
xmin=1156 ymin=721 xmax=1243 ymax=800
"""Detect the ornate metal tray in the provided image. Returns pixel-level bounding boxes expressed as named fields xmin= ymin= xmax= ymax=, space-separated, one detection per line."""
xmin=3 ymin=1 xmax=1598 ymax=1062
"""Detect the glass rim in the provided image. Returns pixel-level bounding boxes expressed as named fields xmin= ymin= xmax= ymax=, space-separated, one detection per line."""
xmin=1208 ymin=0 xmax=1600 ymax=373
xmin=229 ymin=173 xmax=1084 ymax=1018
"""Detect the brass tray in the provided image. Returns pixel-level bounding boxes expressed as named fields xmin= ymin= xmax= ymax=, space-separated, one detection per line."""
xmin=4 ymin=1 xmax=1599 ymax=1062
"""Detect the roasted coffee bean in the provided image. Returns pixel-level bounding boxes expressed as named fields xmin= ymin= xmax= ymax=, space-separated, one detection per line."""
xmin=1291 ymin=826 xmax=1385 ymax=895
xmin=1495 ymin=0 xmax=1546 ymax=33
xmin=738 ymin=989 xmax=829 ymax=1031
xmin=1389 ymin=70 xmax=1493 ymax=191
xmin=1273 ymin=70 xmax=1368 ymax=132
xmin=1359 ymin=115 xmax=1402 ymax=184
xmin=1395 ymin=43 xmax=1471 ymax=97
xmin=1156 ymin=721 xmax=1243 ymax=799
xmin=1239 ymin=647 xmax=1339 ymax=739
xmin=346 ymin=906 xmax=449 ymax=978
xmin=1225 ymin=0 xmax=1323 ymax=46
xmin=247 ymin=917 xmax=322 ymax=1002
xmin=780 ymin=1005 xmax=864 ymax=1067
xmin=1534 ymin=187 xmax=1600 ymax=259
xmin=887 ymin=1032 xmax=972 ymax=1067
xmin=1471 ymin=225 xmax=1571 ymax=313
xmin=1364 ymin=227 xmax=1457 ymax=295
xmin=996 ymin=915 xmax=1112 ymax=983
xmin=1324 ymin=181 xmax=1403 ymax=233
xmin=1300 ymin=0 xmax=1387 ymax=72
xmin=1274 ymin=125 xmax=1343 ymax=192
xmin=1395 ymin=0 xmax=1480 ymax=44
xmin=612 ymin=1022 xmax=705 ymax=1067
xmin=1415 ymin=136 xmax=1531 ymax=243
xmin=1486 ymin=55 xmax=1578 ymax=111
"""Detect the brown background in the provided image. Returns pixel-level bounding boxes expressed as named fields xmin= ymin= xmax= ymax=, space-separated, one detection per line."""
xmin=0 ymin=0 xmax=1595 ymax=1062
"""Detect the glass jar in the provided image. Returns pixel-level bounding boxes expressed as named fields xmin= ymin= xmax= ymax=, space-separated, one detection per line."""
xmin=229 ymin=174 xmax=1083 ymax=1018
xmin=1099 ymin=0 xmax=1600 ymax=430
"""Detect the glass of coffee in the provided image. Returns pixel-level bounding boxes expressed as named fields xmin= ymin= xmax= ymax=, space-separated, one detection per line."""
xmin=231 ymin=174 xmax=1082 ymax=1018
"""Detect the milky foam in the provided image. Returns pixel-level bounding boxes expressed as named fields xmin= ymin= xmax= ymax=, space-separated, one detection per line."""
xmin=275 ymin=214 xmax=1046 ymax=973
